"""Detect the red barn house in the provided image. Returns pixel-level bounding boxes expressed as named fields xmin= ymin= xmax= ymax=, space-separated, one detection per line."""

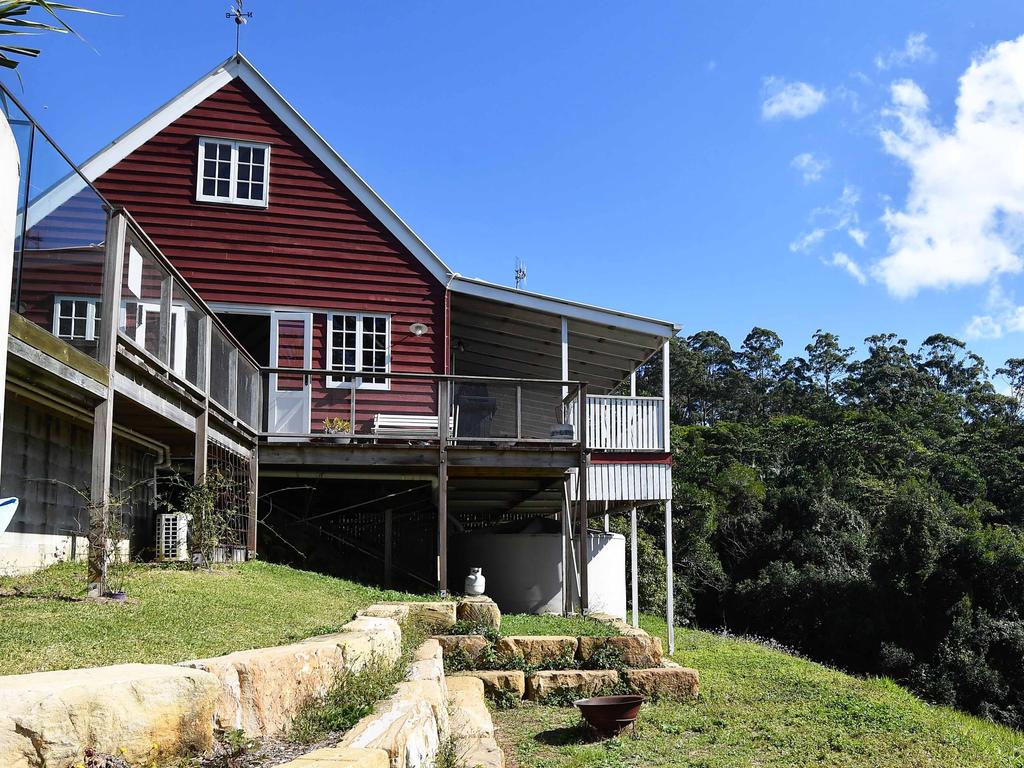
xmin=2 ymin=55 xmax=679 ymax=641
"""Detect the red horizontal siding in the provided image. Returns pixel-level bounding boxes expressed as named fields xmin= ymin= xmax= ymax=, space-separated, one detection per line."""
xmin=93 ymin=78 xmax=446 ymax=423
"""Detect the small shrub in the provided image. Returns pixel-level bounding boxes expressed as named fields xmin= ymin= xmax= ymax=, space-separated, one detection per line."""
xmin=442 ymin=645 xmax=475 ymax=674
xmin=448 ymin=619 xmax=501 ymax=643
xmin=291 ymin=615 xmax=431 ymax=744
xmin=538 ymin=685 xmax=582 ymax=707
xmin=490 ymin=688 xmax=521 ymax=710
xmin=290 ymin=654 xmax=401 ymax=743
xmin=434 ymin=733 xmax=466 ymax=768
xmin=580 ymin=643 xmax=627 ymax=672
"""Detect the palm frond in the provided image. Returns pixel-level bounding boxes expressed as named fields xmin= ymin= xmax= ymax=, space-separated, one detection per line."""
xmin=0 ymin=1 xmax=110 ymax=71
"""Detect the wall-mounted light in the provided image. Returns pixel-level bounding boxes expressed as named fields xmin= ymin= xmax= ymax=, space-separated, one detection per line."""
xmin=409 ymin=322 xmax=429 ymax=337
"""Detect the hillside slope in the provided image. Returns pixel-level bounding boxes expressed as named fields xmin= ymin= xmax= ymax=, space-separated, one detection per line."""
xmin=496 ymin=614 xmax=1024 ymax=768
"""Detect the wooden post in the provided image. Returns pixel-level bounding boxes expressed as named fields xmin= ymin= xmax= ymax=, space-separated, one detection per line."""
xmin=577 ymin=381 xmax=589 ymax=613
xmin=437 ymin=380 xmax=450 ymax=596
xmin=560 ymin=316 xmax=569 ymax=402
xmin=665 ymin=498 xmax=674 ymax=655
xmin=662 ymin=339 xmax=670 ymax=451
xmin=561 ymin=476 xmax=572 ymax=615
xmin=88 ymin=212 xmax=127 ymax=595
xmin=194 ymin=315 xmax=212 ymax=481
xmin=662 ymin=339 xmax=674 ymax=653
xmin=157 ymin=273 xmax=172 ymax=366
xmin=630 ymin=506 xmax=639 ymax=628
xmin=383 ymin=507 xmax=393 ymax=588
xmin=247 ymin=446 xmax=258 ymax=556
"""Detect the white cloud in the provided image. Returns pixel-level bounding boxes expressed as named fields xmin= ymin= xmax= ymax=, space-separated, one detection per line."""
xmin=848 ymin=228 xmax=868 ymax=247
xmin=965 ymin=315 xmax=1004 ymax=339
xmin=827 ymin=252 xmax=868 ymax=284
xmin=790 ymin=185 xmax=861 ymax=253
xmin=791 ymin=152 xmax=828 ymax=183
xmin=790 ymin=228 xmax=827 ymax=253
xmin=875 ymin=32 xmax=936 ymax=70
xmin=762 ymin=77 xmax=827 ymax=120
xmin=875 ymin=35 xmax=1024 ymax=298
xmin=964 ymin=283 xmax=1024 ymax=339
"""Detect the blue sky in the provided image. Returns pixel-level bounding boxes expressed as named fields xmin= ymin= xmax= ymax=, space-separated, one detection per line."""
xmin=9 ymin=1 xmax=1024 ymax=376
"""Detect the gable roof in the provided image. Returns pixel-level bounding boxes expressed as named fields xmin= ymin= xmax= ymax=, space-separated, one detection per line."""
xmin=31 ymin=53 xmax=679 ymax=340
xmin=72 ymin=53 xmax=454 ymax=285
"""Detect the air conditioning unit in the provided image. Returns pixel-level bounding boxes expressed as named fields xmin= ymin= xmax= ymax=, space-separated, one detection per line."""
xmin=156 ymin=513 xmax=190 ymax=562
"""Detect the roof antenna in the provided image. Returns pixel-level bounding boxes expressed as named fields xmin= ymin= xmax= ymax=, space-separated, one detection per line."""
xmin=226 ymin=0 xmax=253 ymax=56
xmin=514 ymin=259 xmax=527 ymax=290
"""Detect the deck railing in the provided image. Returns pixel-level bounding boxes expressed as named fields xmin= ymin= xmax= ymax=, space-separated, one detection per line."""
xmin=568 ymin=394 xmax=666 ymax=451
xmin=3 ymin=83 xmax=261 ymax=431
xmin=258 ymin=367 xmax=586 ymax=445
xmin=115 ymin=215 xmax=262 ymax=430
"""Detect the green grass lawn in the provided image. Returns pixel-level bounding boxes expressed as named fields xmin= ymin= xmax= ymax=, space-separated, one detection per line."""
xmin=6 ymin=564 xmax=1024 ymax=767
xmin=494 ymin=612 xmax=1024 ymax=768
xmin=0 ymin=560 xmax=424 ymax=675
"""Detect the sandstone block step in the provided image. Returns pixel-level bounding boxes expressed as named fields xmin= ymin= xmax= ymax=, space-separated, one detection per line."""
xmin=460 ymin=735 xmax=505 ymax=768
xmin=407 ymin=601 xmax=458 ymax=629
xmin=447 ymin=676 xmax=495 ymax=738
xmin=342 ymin=694 xmax=441 ymax=768
xmin=451 ymin=669 xmax=526 ymax=700
xmin=277 ymin=746 xmax=390 ymax=767
xmin=495 ymin=635 xmax=577 ymax=666
xmin=577 ymin=634 xmax=663 ymax=668
xmin=526 ymin=669 xmax=619 ymax=702
xmin=457 ymin=596 xmax=502 ymax=630
xmin=0 ymin=663 xmax=219 ymax=768
xmin=624 ymin=667 xmax=700 ymax=700
xmin=434 ymin=634 xmax=490 ymax=664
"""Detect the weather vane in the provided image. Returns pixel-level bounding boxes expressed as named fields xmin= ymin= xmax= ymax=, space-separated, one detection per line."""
xmin=226 ymin=0 xmax=253 ymax=55
xmin=514 ymin=259 xmax=527 ymax=290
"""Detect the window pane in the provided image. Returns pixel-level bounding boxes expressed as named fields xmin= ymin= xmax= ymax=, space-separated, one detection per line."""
xmin=252 ymin=166 xmax=264 ymax=182
xmin=252 ymin=147 xmax=265 ymax=163
xmin=217 ymin=180 xmax=230 ymax=197
xmin=203 ymin=179 xmax=215 ymax=196
xmin=238 ymin=164 xmax=250 ymax=182
xmin=237 ymin=182 xmax=250 ymax=199
xmin=251 ymin=183 xmax=264 ymax=200
xmin=238 ymin=145 xmax=251 ymax=162
xmin=204 ymin=160 xmax=216 ymax=176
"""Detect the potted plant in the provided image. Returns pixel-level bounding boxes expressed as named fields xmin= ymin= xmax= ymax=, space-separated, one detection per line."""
xmin=322 ymin=417 xmax=353 ymax=444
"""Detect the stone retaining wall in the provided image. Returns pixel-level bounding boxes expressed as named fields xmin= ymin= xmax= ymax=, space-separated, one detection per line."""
xmin=283 ymin=601 xmax=505 ymax=768
xmin=0 ymin=609 xmax=406 ymax=766
xmin=437 ymin=611 xmax=699 ymax=705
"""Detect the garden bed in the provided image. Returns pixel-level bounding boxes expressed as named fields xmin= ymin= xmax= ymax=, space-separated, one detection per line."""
xmin=435 ymin=604 xmax=699 ymax=706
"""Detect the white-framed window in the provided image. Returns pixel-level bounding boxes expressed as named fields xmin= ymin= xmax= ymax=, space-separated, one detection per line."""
xmin=52 ymin=297 xmax=100 ymax=342
xmin=196 ymin=137 xmax=270 ymax=207
xmin=327 ymin=312 xmax=391 ymax=389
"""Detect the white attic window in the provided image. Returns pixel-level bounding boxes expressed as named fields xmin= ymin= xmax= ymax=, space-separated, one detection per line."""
xmin=196 ymin=137 xmax=270 ymax=207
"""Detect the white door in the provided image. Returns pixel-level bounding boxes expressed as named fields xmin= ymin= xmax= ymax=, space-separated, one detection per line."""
xmin=123 ymin=301 xmax=186 ymax=374
xmin=269 ymin=312 xmax=312 ymax=435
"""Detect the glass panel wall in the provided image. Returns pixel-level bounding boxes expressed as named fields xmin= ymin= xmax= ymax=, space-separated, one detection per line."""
xmin=5 ymin=91 xmax=110 ymax=360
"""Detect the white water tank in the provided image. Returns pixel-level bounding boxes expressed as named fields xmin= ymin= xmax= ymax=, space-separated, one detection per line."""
xmin=452 ymin=518 xmax=626 ymax=618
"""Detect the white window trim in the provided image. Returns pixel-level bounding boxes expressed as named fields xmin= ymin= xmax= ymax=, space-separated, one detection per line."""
xmin=195 ymin=136 xmax=271 ymax=208
xmin=326 ymin=312 xmax=392 ymax=391
xmin=52 ymin=296 xmax=100 ymax=342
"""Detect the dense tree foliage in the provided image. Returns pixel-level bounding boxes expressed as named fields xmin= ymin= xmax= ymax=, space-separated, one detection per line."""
xmin=634 ymin=329 xmax=1024 ymax=727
